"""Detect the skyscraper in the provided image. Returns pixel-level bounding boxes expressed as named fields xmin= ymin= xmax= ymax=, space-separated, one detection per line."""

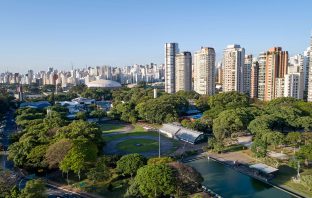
xmin=243 ymin=55 xmax=253 ymax=95
xmin=308 ymin=35 xmax=312 ymax=102
xmin=175 ymin=51 xmax=192 ymax=92
xmin=193 ymin=47 xmax=216 ymax=95
xmin=264 ymin=47 xmax=288 ymax=101
xmin=284 ymin=73 xmax=304 ymax=99
xmin=165 ymin=43 xmax=179 ymax=93
xmin=257 ymin=52 xmax=266 ymax=100
xmin=222 ymin=44 xmax=245 ymax=93
xmin=250 ymin=60 xmax=259 ymax=99
xmin=303 ymin=47 xmax=311 ymax=99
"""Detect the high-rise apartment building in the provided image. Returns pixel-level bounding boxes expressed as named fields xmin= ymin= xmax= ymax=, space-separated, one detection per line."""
xmin=165 ymin=43 xmax=179 ymax=93
xmin=264 ymin=47 xmax=288 ymax=101
xmin=222 ymin=44 xmax=245 ymax=93
xmin=284 ymin=73 xmax=304 ymax=99
xmin=303 ymin=47 xmax=311 ymax=98
xmin=243 ymin=55 xmax=252 ymax=95
xmin=250 ymin=60 xmax=259 ymax=99
xmin=308 ymin=35 xmax=312 ymax=102
xmin=193 ymin=47 xmax=216 ymax=95
xmin=257 ymin=52 xmax=266 ymax=100
xmin=175 ymin=51 xmax=192 ymax=92
xmin=216 ymin=62 xmax=223 ymax=85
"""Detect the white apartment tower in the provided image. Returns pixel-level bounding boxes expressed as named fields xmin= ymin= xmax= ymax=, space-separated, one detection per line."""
xmin=175 ymin=52 xmax=192 ymax=92
xmin=165 ymin=43 xmax=179 ymax=93
xmin=304 ymin=47 xmax=311 ymax=99
xmin=284 ymin=73 xmax=304 ymax=99
xmin=308 ymin=35 xmax=312 ymax=101
xmin=222 ymin=44 xmax=245 ymax=93
xmin=193 ymin=47 xmax=216 ymax=95
xmin=257 ymin=52 xmax=266 ymax=100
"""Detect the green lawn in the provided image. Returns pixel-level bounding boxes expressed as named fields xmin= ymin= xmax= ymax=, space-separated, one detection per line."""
xmin=101 ymin=123 xmax=125 ymax=133
xmin=104 ymin=131 xmax=159 ymax=142
xmin=116 ymin=138 xmax=159 ymax=153
xmin=272 ymin=165 xmax=312 ymax=197
xmin=103 ymin=124 xmax=158 ymax=142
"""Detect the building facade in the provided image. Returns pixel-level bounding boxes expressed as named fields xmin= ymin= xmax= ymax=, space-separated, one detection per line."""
xmin=250 ymin=60 xmax=259 ymax=99
xmin=257 ymin=52 xmax=267 ymax=100
xmin=222 ymin=44 xmax=245 ymax=93
xmin=284 ymin=73 xmax=304 ymax=99
xmin=303 ymin=47 xmax=311 ymax=99
xmin=165 ymin=43 xmax=179 ymax=93
xmin=264 ymin=47 xmax=288 ymax=101
xmin=175 ymin=51 xmax=192 ymax=92
xmin=244 ymin=55 xmax=253 ymax=95
xmin=193 ymin=47 xmax=216 ymax=95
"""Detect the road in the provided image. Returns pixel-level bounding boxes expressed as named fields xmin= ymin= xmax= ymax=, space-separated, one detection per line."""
xmin=0 ymin=110 xmax=88 ymax=198
xmin=0 ymin=110 xmax=16 ymax=170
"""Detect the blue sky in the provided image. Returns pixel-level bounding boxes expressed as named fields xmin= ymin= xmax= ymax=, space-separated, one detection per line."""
xmin=0 ymin=0 xmax=311 ymax=73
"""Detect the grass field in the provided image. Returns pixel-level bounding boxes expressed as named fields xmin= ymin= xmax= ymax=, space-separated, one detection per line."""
xmin=103 ymin=124 xmax=158 ymax=142
xmin=272 ymin=166 xmax=312 ymax=197
xmin=116 ymin=138 xmax=159 ymax=153
xmin=101 ymin=123 xmax=126 ymax=133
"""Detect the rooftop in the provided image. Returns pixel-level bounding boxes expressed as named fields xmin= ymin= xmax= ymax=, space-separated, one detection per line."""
xmin=249 ymin=163 xmax=278 ymax=174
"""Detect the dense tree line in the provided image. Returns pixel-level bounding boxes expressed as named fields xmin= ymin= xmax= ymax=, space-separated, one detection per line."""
xmin=109 ymin=88 xmax=189 ymax=124
xmin=8 ymin=107 xmax=104 ymax=181
xmin=115 ymin=154 xmax=203 ymax=197
xmin=196 ymin=92 xmax=312 ymax=162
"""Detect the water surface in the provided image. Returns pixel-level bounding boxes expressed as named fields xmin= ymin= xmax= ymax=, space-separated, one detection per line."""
xmin=187 ymin=158 xmax=295 ymax=198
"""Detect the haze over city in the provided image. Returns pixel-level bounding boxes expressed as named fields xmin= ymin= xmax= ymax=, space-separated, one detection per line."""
xmin=1 ymin=0 xmax=312 ymax=73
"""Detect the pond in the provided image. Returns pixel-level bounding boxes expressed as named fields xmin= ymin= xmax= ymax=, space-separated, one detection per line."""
xmin=186 ymin=158 xmax=296 ymax=198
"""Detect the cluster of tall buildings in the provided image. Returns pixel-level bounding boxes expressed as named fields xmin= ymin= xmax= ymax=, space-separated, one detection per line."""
xmin=1 ymin=36 xmax=312 ymax=102
xmin=165 ymin=35 xmax=312 ymax=102
xmin=165 ymin=43 xmax=216 ymax=95
xmin=0 ymin=64 xmax=165 ymax=88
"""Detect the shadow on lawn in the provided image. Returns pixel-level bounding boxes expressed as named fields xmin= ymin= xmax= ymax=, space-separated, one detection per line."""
xmin=272 ymin=165 xmax=297 ymax=185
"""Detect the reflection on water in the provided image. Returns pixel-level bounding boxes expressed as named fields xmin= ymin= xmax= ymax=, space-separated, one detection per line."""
xmin=186 ymin=158 xmax=295 ymax=198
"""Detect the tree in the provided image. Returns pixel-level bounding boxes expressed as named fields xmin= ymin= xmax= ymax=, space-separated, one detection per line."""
xmin=265 ymin=132 xmax=284 ymax=149
xmin=60 ymin=141 xmax=98 ymax=180
xmin=213 ymin=108 xmax=253 ymax=141
xmin=44 ymin=139 xmax=73 ymax=169
xmin=297 ymin=116 xmax=312 ymax=131
xmin=90 ymin=110 xmax=107 ymax=119
xmin=251 ymin=138 xmax=267 ymax=158
xmin=168 ymin=162 xmax=203 ymax=196
xmin=0 ymin=170 xmax=17 ymax=198
xmin=195 ymin=95 xmax=209 ymax=112
xmin=26 ymin=145 xmax=48 ymax=168
xmin=116 ymin=154 xmax=146 ymax=178
xmin=133 ymin=164 xmax=176 ymax=197
xmin=136 ymin=94 xmax=188 ymax=124
xmin=147 ymin=157 xmax=174 ymax=165
xmin=20 ymin=179 xmax=46 ymax=198
xmin=76 ymin=112 xmax=87 ymax=120
xmin=87 ymin=157 xmax=110 ymax=183
xmin=56 ymin=120 xmax=103 ymax=148
xmin=296 ymin=143 xmax=312 ymax=164
xmin=286 ymin=132 xmax=302 ymax=148
xmin=207 ymin=137 xmax=224 ymax=153
xmin=6 ymin=186 xmax=20 ymax=198
xmin=208 ymin=91 xmax=249 ymax=108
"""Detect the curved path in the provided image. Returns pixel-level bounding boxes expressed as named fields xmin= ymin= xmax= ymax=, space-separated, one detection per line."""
xmin=103 ymin=135 xmax=173 ymax=157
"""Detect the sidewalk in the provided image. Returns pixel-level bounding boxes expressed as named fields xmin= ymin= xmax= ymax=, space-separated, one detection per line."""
xmin=47 ymin=180 xmax=104 ymax=198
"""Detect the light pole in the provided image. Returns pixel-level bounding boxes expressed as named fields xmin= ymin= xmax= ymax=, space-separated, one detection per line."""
xmin=158 ymin=129 xmax=161 ymax=158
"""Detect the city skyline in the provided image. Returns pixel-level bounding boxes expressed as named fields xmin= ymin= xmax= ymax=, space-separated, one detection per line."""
xmin=1 ymin=0 xmax=312 ymax=73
